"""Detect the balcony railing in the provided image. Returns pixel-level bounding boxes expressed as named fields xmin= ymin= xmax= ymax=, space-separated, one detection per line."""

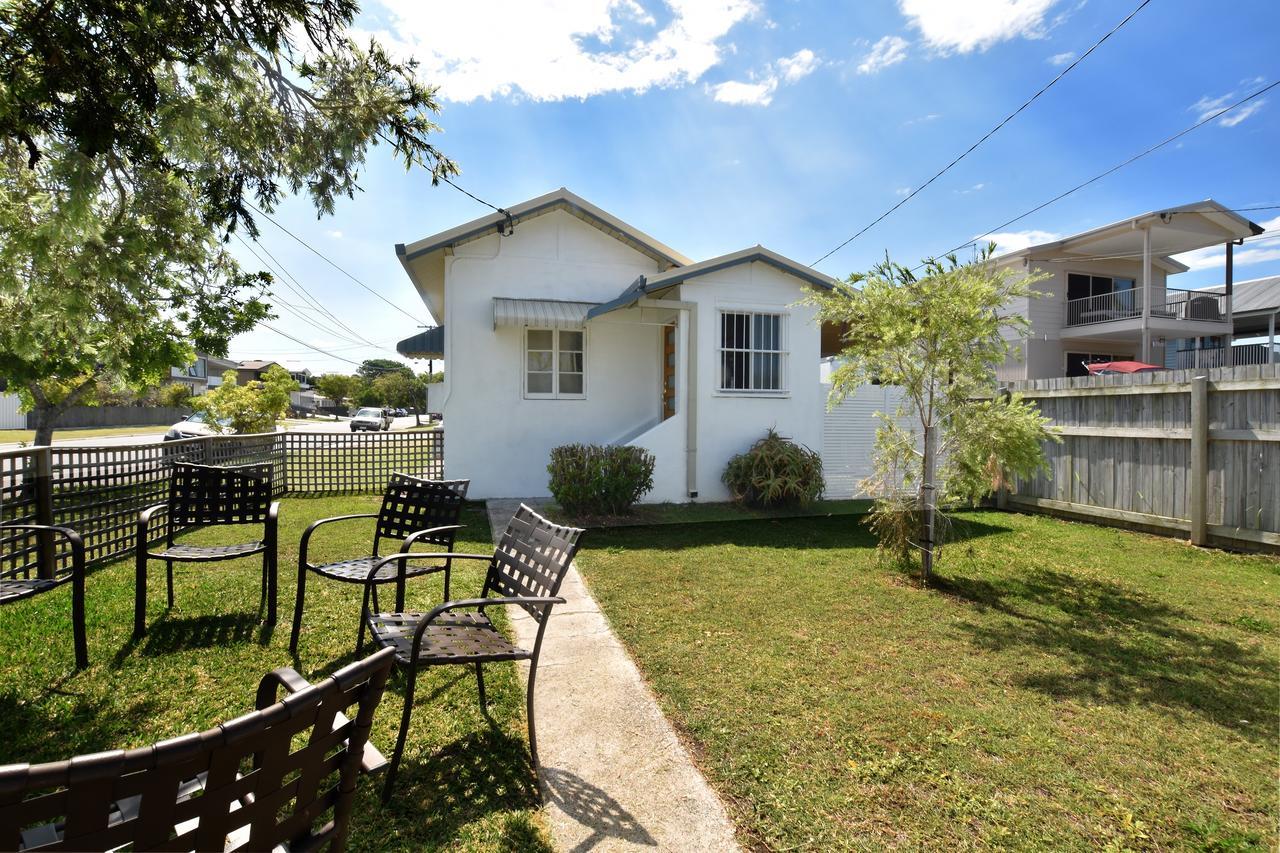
xmin=1065 ymin=287 xmax=1228 ymax=327
xmin=1172 ymin=344 xmax=1278 ymax=369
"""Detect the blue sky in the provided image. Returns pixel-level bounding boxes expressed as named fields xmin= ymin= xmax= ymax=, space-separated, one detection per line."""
xmin=229 ymin=0 xmax=1280 ymax=373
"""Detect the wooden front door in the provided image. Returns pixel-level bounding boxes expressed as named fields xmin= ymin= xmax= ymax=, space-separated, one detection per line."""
xmin=661 ymin=324 xmax=676 ymax=420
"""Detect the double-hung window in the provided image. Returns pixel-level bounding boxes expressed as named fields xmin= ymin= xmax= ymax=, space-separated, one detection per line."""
xmin=525 ymin=329 xmax=585 ymax=398
xmin=719 ymin=311 xmax=787 ymax=393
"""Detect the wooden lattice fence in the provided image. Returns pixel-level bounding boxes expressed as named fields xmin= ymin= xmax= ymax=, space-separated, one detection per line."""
xmin=0 ymin=430 xmax=443 ymax=578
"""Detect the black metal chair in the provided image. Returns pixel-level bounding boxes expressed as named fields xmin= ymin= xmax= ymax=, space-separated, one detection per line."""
xmin=0 ymin=524 xmax=88 ymax=669
xmin=134 ymin=462 xmax=279 ymax=639
xmin=290 ymin=475 xmax=470 ymax=655
xmin=363 ymin=503 xmax=584 ymax=801
xmin=0 ymin=648 xmax=397 ymax=852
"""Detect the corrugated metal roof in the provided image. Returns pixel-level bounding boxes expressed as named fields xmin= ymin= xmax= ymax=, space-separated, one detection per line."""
xmin=397 ymin=325 xmax=444 ymax=358
xmin=493 ymin=298 xmax=597 ymax=329
xmin=1198 ymin=275 xmax=1280 ymax=315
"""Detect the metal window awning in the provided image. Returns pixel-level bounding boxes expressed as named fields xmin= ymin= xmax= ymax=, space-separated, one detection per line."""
xmin=396 ymin=325 xmax=445 ymax=359
xmin=492 ymin=298 xmax=597 ymax=330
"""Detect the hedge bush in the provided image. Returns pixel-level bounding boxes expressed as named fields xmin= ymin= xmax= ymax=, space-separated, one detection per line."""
xmin=548 ymin=444 xmax=655 ymax=516
xmin=723 ymin=429 xmax=824 ymax=508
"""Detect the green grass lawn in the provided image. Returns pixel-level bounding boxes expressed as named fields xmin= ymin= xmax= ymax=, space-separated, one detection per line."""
xmin=0 ymin=497 xmax=550 ymax=852
xmin=575 ymin=510 xmax=1279 ymax=851
xmin=548 ymin=498 xmax=872 ymax=529
xmin=0 ymin=425 xmax=171 ymax=443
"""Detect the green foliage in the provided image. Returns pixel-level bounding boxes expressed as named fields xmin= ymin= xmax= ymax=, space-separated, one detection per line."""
xmin=806 ymin=248 xmax=1058 ymax=575
xmin=548 ymin=444 xmax=655 ymax=516
xmin=722 ymin=429 xmax=824 ymax=508
xmin=311 ymin=373 xmax=359 ymax=407
xmin=356 ymin=359 xmax=413 ymax=381
xmin=0 ymin=0 xmax=454 ymax=443
xmin=190 ymin=367 xmax=298 ymax=434
xmin=371 ymin=370 xmax=423 ymax=410
xmin=155 ymin=383 xmax=193 ymax=409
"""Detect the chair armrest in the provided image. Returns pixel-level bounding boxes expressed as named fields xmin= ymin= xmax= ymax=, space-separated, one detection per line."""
xmin=0 ymin=524 xmax=85 ymax=574
xmin=136 ymin=503 xmax=169 ymax=549
xmin=299 ymin=513 xmax=379 ymax=566
xmin=399 ymin=525 xmax=464 ymax=552
xmin=255 ymin=665 xmax=388 ymax=774
xmin=363 ymin=551 xmax=460 ymax=583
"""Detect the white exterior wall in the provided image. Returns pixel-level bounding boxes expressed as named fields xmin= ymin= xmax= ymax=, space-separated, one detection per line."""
xmin=423 ymin=211 xmax=665 ymax=499
xmin=683 ymin=262 xmax=825 ymax=503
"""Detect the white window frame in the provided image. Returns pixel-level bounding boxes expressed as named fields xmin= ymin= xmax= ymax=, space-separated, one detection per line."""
xmin=523 ymin=327 xmax=586 ymax=400
xmin=716 ymin=309 xmax=789 ymax=396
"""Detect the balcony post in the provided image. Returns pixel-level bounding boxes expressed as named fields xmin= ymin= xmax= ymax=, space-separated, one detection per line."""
xmin=1140 ymin=225 xmax=1151 ymax=363
xmin=1224 ymin=241 xmax=1234 ymax=365
xmin=1269 ymin=310 xmax=1276 ymax=364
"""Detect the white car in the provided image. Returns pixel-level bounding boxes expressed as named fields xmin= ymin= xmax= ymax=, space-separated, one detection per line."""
xmin=164 ymin=412 xmax=284 ymax=440
xmin=350 ymin=407 xmax=392 ymax=432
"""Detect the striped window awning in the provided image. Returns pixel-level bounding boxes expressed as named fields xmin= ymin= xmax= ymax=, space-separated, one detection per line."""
xmin=492 ymin=298 xmax=598 ymax=330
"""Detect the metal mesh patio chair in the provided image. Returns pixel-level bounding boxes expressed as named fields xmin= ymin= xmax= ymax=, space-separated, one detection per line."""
xmin=133 ymin=462 xmax=279 ymax=639
xmin=289 ymin=476 xmax=469 ymax=655
xmin=0 ymin=647 xmax=396 ymax=852
xmin=363 ymin=503 xmax=584 ymax=801
xmin=0 ymin=524 xmax=88 ymax=669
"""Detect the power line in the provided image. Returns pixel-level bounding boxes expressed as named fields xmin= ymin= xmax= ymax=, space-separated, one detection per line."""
xmin=244 ymin=201 xmax=425 ymax=323
xmin=811 ymin=0 xmax=1154 ymax=267
xmin=258 ymin=323 xmax=363 ymax=366
xmin=233 ymin=233 xmax=382 ymax=349
xmin=919 ymin=79 xmax=1280 ymax=269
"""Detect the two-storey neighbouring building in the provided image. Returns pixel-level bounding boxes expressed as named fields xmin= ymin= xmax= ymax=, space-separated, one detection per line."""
xmin=994 ymin=200 xmax=1266 ymax=379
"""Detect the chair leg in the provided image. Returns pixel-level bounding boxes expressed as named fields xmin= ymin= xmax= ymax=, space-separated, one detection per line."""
xmin=72 ymin=577 xmax=88 ymax=670
xmin=382 ymin=666 xmax=420 ymax=803
xmin=395 ymin=576 xmax=406 ymax=612
xmin=475 ymin=662 xmax=486 ymax=708
xmin=527 ymin=664 xmax=540 ymax=774
xmin=265 ymin=550 xmax=277 ymax=626
xmin=165 ymin=559 xmax=175 ymax=608
xmin=289 ymin=565 xmax=308 ymax=655
xmin=133 ymin=552 xmax=148 ymax=640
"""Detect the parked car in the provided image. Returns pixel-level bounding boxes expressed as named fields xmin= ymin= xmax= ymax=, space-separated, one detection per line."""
xmin=164 ymin=412 xmax=284 ymax=440
xmin=350 ymin=407 xmax=392 ymax=432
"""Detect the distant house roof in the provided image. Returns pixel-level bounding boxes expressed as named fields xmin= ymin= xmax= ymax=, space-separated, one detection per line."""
xmin=397 ymin=325 xmax=444 ymax=359
xmin=395 ymin=187 xmax=693 ymax=269
xmin=1197 ymin=275 xmax=1280 ymax=315
xmin=238 ymin=360 xmax=280 ymax=371
xmin=587 ymin=246 xmax=837 ymax=319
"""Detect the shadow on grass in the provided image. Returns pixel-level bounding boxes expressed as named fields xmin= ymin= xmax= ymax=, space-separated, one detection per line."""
xmin=937 ymin=567 xmax=1276 ymax=738
xmin=376 ymin=727 xmax=541 ymax=846
xmin=590 ymin=511 xmax=1013 ymax=553
xmin=0 ymin=687 xmax=159 ymax=763
xmin=138 ymin=612 xmax=272 ymax=656
xmin=541 ymin=767 xmax=657 ymax=852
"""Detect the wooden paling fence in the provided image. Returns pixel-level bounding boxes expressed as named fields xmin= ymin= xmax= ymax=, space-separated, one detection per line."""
xmin=0 ymin=430 xmax=444 ymax=579
xmin=1000 ymin=364 xmax=1279 ymax=551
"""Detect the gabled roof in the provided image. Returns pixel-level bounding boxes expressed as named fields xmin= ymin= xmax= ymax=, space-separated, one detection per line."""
xmin=238 ymin=360 xmax=280 ymax=371
xmin=587 ymin=246 xmax=837 ymax=319
xmin=999 ymin=199 xmax=1263 ymax=271
xmin=395 ymin=188 xmax=692 ymax=269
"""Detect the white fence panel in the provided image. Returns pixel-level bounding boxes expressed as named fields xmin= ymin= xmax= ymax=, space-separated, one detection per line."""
xmin=0 ymin=394 xmax=23 ymax=429
xmin=820 ymin=383 xmax=907 ymax=499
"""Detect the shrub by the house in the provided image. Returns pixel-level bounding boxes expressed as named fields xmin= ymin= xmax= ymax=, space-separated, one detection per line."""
xmin=723 ymin=429 xmax=824 ymax=508
xmin=548 ymin=444 xmax=655 ymax=516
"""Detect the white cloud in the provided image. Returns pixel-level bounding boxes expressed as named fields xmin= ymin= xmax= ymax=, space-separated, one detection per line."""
xmin=857 ymin=35 xmax=909 ymax=74
xmin=985 ymin=229 xmax=1061 ymax=254
xmin=956 ymin=182 xmax=985 ymax=194
xmin=1173 ymin=216 xmax=1280 ymax=271
xmin=709 ymin=77 xmax=777 ymax=106
xmin=364 ymin=0 xmax=760 ymax=102
xmin=1219 ymin=99 xmax=1266 ymax=127
xmin=777 ymin=48 xmax=819 ymax=83
xmin=904 ymin=113 xmax=940 ymax=125
xmin=1191 ymin=88 xmax=1269 ymax=127
xmin=1047 ymin=51 xmax=1075 ymax=66
xmin=710 ymin=46 xmax=819 ymax=106
xmin=894 ymin=187 xmax=912 ymax=197
xmin=325 ymin=229 xmax=344 ymax=239
xmin=899 ymin=0 xmax=1058 ymax=54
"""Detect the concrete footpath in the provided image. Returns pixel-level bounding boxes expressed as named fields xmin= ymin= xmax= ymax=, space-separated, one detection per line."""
xmin=486 ymin=499 xmax=740 ymax=853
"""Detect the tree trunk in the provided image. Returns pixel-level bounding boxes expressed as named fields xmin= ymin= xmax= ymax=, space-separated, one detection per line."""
xmin=26 ymin=374 xmax=98 ymax=447
xmin=920 ymin=423 xmax=937 ymax=584
xmin=31 ymin=405 xmax=58 ymax=447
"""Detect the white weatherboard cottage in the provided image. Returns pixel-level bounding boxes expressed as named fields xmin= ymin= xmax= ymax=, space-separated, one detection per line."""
xmin=394 ymin=188 xmax=837 ymax=502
